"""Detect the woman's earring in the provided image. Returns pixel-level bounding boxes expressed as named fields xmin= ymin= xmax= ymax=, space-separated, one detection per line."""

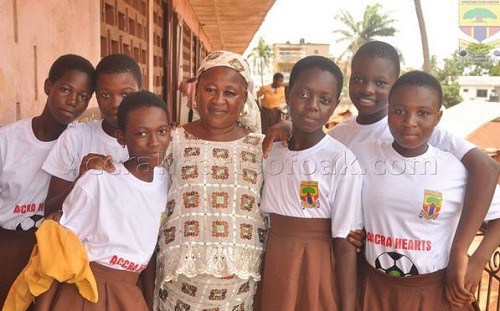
xmin=193 ymin=101 xmax=197 ymax=109
xmin=239 ymin=104 xmax=248 ymax=117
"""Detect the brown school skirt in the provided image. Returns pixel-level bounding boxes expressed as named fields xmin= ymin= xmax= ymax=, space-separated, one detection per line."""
xmin=361 ymin=260 xmax=480 ymax=311
xmin=49 ymin=262 xmax=148 ymax=311
xmin=260 ymin=214 xmax=339 ymax=311
xmin=0 ymin=227 xmax=36 ymax=307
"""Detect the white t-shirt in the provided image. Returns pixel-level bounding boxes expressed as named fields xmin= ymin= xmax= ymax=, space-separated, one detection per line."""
xmin=0 ymin=118 xmax=54 ymax=230
xmin=351 ymin=141 xmax=500 ymax=275
xmin=261 ymin=135 xmax=363 ymax=238
xmin=59 ymin=163 xmax=168 ymax=272
xmin=329 ymin=116 xmax=475 ymax=159
xmin=42 ymin=120 xmax=129 ymax=182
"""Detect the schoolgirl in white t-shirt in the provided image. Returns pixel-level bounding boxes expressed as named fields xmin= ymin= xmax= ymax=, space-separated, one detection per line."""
xmin=0 ymin=54 xmax=95 ymax=306
xmin=260 ymin=56 xmax=362 ymax=310
xmin=352 ymin=71 xmax=499 ymax=311
xmin=36 ymin=91 xmax=170 ymax=311
xmin=42 ymin=53 xmax=143 ymax=216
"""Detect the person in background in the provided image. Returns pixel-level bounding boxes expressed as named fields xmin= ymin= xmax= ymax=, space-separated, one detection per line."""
xmin=179 ymin=77 xmax=197 ymax=123
xmin=257 ymin=72 xmax=286 ymax=133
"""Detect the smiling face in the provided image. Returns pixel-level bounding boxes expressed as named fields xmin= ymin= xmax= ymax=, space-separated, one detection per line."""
xmin=195 ymin=66 xmax=247 ymax=130
xmin=286 ymin=67 xmax=339 ymax=136
xmin=117 ymin=106 xmax=170 ymax=168
xmin=349 ymin=55 xmax=398 ymax=123
xmin=44 ymin=70 xmax=93 ymax=124
xmin=96 ymin=72 xmax=140 ymax=128
xmin=388 ymin=85 xmax=442 ymax=157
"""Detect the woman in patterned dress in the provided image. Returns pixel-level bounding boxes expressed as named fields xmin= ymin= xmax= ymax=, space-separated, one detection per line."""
xmin=154 ymin=50 xmax=265 ymax=310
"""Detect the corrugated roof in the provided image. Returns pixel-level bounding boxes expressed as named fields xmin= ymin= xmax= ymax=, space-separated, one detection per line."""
xmin=189 ymin=0 xmax=276 ymax=53
xmin=467 ymin=120 xmax=500 ymax=149
xmin=439 ymin=100 xmax=500 ymax=138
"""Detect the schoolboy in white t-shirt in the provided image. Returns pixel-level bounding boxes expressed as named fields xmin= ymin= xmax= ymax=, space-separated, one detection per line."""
xmin=42 ymin=54 xmax=142 ymax=215
xmin=0 ymin=54 xmax=95 ymax=306
xmin=351 ymin=71 xmax=499 ymax=310
xmin=37 ymin=91 xmax=170 ymax=310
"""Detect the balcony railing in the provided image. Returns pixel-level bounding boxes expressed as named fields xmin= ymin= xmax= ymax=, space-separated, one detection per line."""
xmin=473 ymin=224 xmax=499 ymax=311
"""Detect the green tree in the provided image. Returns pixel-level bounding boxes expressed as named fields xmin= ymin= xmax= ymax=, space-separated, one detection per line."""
xmin=490 ymin=65 xmax=500 ymax=76
xmin=426 ymin=43 xmax=494 ymax=107
xmin=461 ymin=43 xmax=494 ymax=75
xmin=334 ymin=4 xmax=397 ymax=61
xmin=434 ymin=52 xmax=465 ymax=108
xmin=442 ymin=82 xmax=463 ymax=108
xmin=247 ymin=37 xmax=273 ymax=87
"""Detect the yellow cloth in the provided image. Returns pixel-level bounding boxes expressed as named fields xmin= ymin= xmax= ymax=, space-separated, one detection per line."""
xmin=3 ymin=220 xmax=98 ymax=311
xmin=257 ymin=85 xmax=285 ymax=109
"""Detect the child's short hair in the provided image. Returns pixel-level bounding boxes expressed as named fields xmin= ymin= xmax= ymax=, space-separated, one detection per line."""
xmin=288 ymin=56 xmax=343 ymax=99
xmin=96 ymin=54 xmax=142 ymax=88
xmin=389 ymin=71 xmax=443 ymax=109
xmin=273 ymin=72 xmax=284 ymax=80
xmin=353 ymin=41 xmax=400 ymax=77
xmin=117 ymin=91 xmax=168 ymax=129
xmin=48 ymin=54 xmax=95 ymax=86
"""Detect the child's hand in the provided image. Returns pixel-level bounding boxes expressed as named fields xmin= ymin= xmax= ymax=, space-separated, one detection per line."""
xmin=347 ymin=229 xmax=365 ymax=253
xmin=44 ymin=210 xmax=63 ymax=223
xmin=464 ymin=256 xmax=486 ymax=295
xmin=262 ymin=120 xmax=292 ymax=159
xmin=79 ymin=153 xmax=115 ymax=177
xmin=445 ymin=252 xmax=475 ymax=307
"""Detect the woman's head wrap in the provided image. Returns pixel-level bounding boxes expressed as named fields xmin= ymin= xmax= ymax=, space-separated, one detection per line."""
xmin=197 ymin=50 xmax=261 ymax=133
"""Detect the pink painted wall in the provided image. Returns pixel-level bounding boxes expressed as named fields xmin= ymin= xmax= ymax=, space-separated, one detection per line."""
xmin=0 ymin=0 xmax=101 ymax=126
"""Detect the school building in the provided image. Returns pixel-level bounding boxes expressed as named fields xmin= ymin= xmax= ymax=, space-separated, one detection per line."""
xmin=458 ymin=76 xmax=500 ymax=102
xmin=273 ymin=40 xmax=330 ymax=81
xmin=0 ymin=0 xmax=276 ymax=126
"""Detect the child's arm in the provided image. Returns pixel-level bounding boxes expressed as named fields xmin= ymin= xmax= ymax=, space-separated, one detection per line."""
xmin=333 ymin=238 xmax=356 ymax=311
xmin=44 ymin=177 xmax=75 ymax=215
xmin=44 ymin=153 xmax=115 ymax=215
xmin=347 ymin=229 xmax=366 ymax=253
xmin=256 ymin=86 xmax=265 ymax=98
xmin=261 ymin=120 xmax=292 ymax=158
xmin=141 ymin=253 xmax=157 ymax=310
xmin=464 ymin=219 xmax=500 ymax=295
xmin=34 ymin=281 xmax=59 ymax=311
xmin=446 ymin=149 xmax=499 ymax=306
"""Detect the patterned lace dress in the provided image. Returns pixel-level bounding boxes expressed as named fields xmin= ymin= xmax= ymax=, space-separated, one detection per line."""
xmin=154 ymin=127 xmax=266 ymax=310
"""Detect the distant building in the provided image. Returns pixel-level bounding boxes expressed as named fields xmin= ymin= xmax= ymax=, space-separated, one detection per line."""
xmin=458 ymin=76 xmax=500 ymax=101
xmin=273 ymin=39 xmax=330 ymax=80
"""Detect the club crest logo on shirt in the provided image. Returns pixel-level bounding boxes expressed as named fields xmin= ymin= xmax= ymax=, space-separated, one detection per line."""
xmin=300 ymin=181 xmax=320 ymax=209
xmin=419 ymin=190 xmax=442 ymax=220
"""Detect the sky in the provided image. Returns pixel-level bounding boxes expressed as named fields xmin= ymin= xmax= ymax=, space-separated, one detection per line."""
xmin=243 ymin=0 xmax=499 ymax=70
